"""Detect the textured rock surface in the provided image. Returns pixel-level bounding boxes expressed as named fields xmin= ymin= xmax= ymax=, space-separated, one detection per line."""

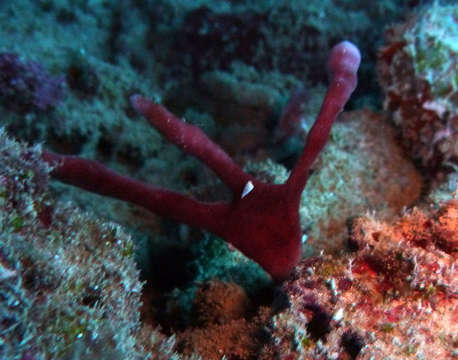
xmin=261 ymin=201 xmax=457 ymax=359
xmin=0 ymin=128 xmax=145 ymax=359
xmin=377 ymin=3 xmax=458 ymax=169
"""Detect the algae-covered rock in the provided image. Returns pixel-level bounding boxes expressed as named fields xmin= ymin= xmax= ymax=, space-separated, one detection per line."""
xmin=377 ymin=3 xmax=458 ymax=169
xmin=0 ymin=127 xmax=146 ymax=359
xmin=261 ymin=200 xmax=457 ymax=359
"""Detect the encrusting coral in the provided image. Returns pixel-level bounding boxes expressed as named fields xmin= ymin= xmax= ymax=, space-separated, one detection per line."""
xmin=260 ymin=200 xmax=457 ymax=359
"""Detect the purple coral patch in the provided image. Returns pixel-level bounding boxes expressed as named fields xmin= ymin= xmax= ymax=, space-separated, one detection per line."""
xmin=0 ymin=53 xmax=66 ymax=113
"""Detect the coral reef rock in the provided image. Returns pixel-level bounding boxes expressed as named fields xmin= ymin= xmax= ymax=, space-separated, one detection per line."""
xmin=261 ymin=200 xmax=457 ymax=359
xmin=377 ymin=3 xmax=458 ymax=169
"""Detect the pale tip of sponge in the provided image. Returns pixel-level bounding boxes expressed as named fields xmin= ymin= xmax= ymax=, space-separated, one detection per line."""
xmin=328 ymin=40 xmax=361 ymax=75
xmin=129 ymin=94 xmax=143 ymax=109
xmin=130 ymin=94 xmax=154 ymax=117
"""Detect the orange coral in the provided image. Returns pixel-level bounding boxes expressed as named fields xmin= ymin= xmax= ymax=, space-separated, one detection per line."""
xmin=262 ymin=200 xmax=457 ymax=359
